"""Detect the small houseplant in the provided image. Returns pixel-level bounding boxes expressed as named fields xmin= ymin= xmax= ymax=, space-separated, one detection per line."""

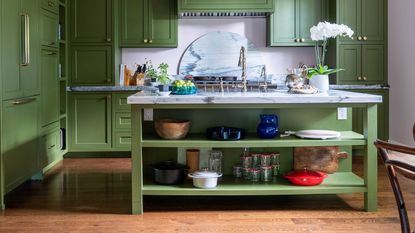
xmin=145 ymin=60 xmax=172 ymax=91
xmin=307 ymin=22 xmax=354 ymax=92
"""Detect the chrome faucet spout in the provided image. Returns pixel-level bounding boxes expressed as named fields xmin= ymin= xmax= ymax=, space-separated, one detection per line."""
xmin=259 ymin=65 xmax=268 ymax=92
xmin=237 ymin=46 xmax=247 ymax=92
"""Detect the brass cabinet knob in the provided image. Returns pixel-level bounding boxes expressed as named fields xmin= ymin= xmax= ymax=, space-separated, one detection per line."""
xmin=294 ymin=38 xmax=299 ymax=42
xmin=149 ymin=40 xmax=153 ymax=43
xmin=363 ymin=76 xmax=367 ymax=81
xmin=363 ymin=36 xmax=368 ymax=41
xmin=106 ymin=38 xmax=111 ymax=42
xmin=357 ymin=76 xmax=362 ymax=81
xmin=107 ymin=78 xmax=111 ymax=83
xmin=300 ymin=38 xmax=305 ymax=42
xmin=48 ymin=1 xmax=54 ymax=7
xmin=357 ymin=36 xmax=362 ymax=41
xmin=144 ymin=39 xmax=148 ymax=43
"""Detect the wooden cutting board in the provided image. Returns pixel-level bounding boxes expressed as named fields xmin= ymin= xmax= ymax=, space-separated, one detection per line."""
xmin=293 ymin=146 xmax=348 ymax=173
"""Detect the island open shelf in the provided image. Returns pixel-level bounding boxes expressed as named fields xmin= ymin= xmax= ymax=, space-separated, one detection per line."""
xmin=128 ymin=90 xmax=382 ymax=214
xmin=143 ymin=172 xmax=366 ymax=196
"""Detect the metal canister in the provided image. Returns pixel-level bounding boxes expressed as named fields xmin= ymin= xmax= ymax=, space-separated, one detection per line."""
xmin=241 ymin=156 xmax=253 ymax=168
xmin=251 ymin=153 xmax=261 ymax=167
xmin=250 ymin=168 xmax=260 ymax=182
xmin=270 ymin=152 xmax=280 ymax=165
xmin=260 ymin=166 xmax=273 ymax=182
xmin=233 ymin=164 xmax=243 ymax=178
xmin=272 ymin=164 xmax=281 ymax=176
xmin=260 ymin=153 xmax=271 ymax=166
xmin=242 ymin=167 xmax=251 ymax=180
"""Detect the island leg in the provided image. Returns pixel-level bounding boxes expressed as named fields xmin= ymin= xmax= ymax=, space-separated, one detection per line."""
xmin=131 ymin=105 xmax=143 ymax=214
xmin=363 ymin=103 xmax=378 ymax=211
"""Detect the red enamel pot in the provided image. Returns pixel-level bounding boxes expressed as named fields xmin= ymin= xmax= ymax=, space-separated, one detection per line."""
xmin=284 ymin=168 xmax=328 ymax=186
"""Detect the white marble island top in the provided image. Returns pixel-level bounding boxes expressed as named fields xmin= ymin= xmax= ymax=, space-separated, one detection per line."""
xmin=127 ymin=90 xmax=382 ymax=105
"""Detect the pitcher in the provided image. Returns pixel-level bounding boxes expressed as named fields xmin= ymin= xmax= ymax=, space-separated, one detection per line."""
xmin=257 ymin=114 xmax=279 ymax=139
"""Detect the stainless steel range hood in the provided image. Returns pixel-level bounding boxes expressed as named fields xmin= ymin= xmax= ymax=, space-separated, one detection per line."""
xmin=179 ymin=12 xmax=270 ymax=18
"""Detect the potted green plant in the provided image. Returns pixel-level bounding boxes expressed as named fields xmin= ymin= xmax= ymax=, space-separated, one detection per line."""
xmin=307 ymin=22 xmax=354 ymax=92
xmin=156 ymin=62 xmax=171 ymax=91
xmin=145 ymin=59 xmax=158 ymax=82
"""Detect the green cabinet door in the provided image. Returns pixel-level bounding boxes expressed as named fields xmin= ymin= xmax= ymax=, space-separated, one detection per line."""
xmin=120 ymin=0 xmax=178 ymax=47
xmin=69 ymin=94 xmax=112 ymax=150
xmin=338 ymin=0 xmax=384 ymax=43
xmin=1 ymin=0 xmax=40 ymax=100
xmin=338 ymin=44 xmax=362 ymax=84
xmin=362 ymin=45 xmax=385 ymax=84
xmin=40 ymin=9 xmax=58 ymax=48
xmin=268 ymin=0 xmax=326 ymax=47
xmin=70 ymin=45 xmax=113 ymax=85
xmin=178 ymin=0 xmax=274 ymax=12
xmin=70 ymin=0 xmax=112 ymax=43
xmin=40 ymin=50 xmax=59 ymax=127
xmin=2 ymin=97 xmax=39 ymax=193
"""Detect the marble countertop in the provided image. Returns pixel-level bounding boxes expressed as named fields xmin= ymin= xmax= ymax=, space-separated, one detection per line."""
xmin=127 ymin=90 xmax=382 ymax=105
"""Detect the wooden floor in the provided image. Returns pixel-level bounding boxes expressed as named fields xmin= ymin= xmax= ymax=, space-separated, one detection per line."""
xmin=1 ymin=158 xmax=414 ymax=233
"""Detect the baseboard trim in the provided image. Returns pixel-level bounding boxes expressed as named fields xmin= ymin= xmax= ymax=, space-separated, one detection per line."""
xmin=64 ymin=151 xmax=131 ymax=158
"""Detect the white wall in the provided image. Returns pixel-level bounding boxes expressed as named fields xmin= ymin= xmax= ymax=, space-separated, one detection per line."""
xmin=389 ymin=0 xmax=415 ymax=146
xmin=122 ymin=18 xmax=315 ymax=75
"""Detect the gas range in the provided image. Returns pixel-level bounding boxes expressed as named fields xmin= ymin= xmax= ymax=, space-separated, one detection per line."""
xmin=187 ymin=76 xmax=277 ymax=92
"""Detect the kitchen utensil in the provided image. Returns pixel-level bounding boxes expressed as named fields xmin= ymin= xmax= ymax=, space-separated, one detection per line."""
xmin=186 ymin=149 xmax=200 ymax=173
xmin=151 ymin=161 xmax=188 ymax=185
xmin=294 ymin=146 xmax=348 ymax=173
xmin=295 ymin=130 xmax=340 ymax=139
xmin=284 ymin=168 xmax=328 ymax=186
xmin=154 ymin=119 xmax=191 ymax=140
xmin=206 ymin=126 xmax=245 ymax=140
xmin=257 ymin=114 xmax=279 ymax=139
xmin=188 ymin=168 xmax=222 ymax=189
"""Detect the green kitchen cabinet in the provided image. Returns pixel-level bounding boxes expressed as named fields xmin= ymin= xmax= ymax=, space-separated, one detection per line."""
xmin=40 ymin=9 xmax=58 ymax=48
xmin=69 ymin=0 xmax=112 ymax=43
xmin=337 ymin=44 xmax=385 ymax=84
xmin=70 ymin=45 xmax=114 ymax=85
xmin=178 ymin=0 xmax=274 ymax=12
xmin=350 ymin=89 xmax=389 ymax=141
xmin=112 ymin=93 xmax=132 ymax=150
xmin=120 ymin=0 xmax=178 ymax=47
xmin=1 ymin=0 xmax=40 ymax=100
xmin=39 ymin=127 xmax=62 ymax=170
xmin=337 ymin=0 xmax=385 ymax=43
xmin=2 ymin=96 xmax=39 ymax=193
xmin=268 ymin=0 xmax=327 ymax=46
xmin=40 ymin=49 xmax=60 ymax=127
xmin=69 ymin=94 xmax=112 ymax=151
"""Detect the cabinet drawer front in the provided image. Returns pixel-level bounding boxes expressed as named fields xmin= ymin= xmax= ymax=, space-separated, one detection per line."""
xmin=70 ymin=45 xmax=113 ymax=85
xmin=114 ymin=112 xmax=131 ymax=130
xmin=113 ymin=93 xmax=132 ymax=112
xmin=41 ymin=0 xmax=59 ymax=14
xmin=40 ymin=10 xmax=58 ymax=48
xmin=44 ymin=130 xmax=61 ymax=164
xmin=114 ymin=132 xmax=132 ymax=149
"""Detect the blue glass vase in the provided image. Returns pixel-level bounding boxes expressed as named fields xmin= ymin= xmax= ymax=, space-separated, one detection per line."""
xmin=257 ymin=114 xmax=279 ymax=139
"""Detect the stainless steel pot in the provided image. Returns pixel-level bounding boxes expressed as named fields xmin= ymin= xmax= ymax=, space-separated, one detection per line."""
xmin=151 ymin=161 xmax=188 ymax=185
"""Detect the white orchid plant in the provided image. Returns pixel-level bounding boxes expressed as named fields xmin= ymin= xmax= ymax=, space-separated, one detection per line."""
xmin=307 ymin=22 xmax=354 ymax=78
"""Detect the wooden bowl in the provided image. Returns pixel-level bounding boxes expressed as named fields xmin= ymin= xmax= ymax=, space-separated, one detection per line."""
xmin=154 ymin=119 xmax=191 ymax=139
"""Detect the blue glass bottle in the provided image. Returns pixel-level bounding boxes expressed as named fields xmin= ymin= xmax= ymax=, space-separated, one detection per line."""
xmin=257 ymin=114 xmax=279 ymax=139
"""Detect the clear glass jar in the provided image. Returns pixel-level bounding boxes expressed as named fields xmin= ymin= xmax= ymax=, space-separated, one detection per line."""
xmin=208 ymin=150 xmax=223 ymax=174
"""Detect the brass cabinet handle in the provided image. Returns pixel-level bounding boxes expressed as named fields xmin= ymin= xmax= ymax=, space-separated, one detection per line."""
xmin=357 ymin=36 xmax=362 ymax=41
xmin=363 ymin=36 xmax=368 ymax=41
xmin=149 ymin=39 xmax=153 ymax=43
xmin=20 ymin=13 xmax=30 ymax=66
xmin=12 ymin=97 xmax=36 ymax=105
xmin=46 ymin=52 xmax=57 ymax=56
xmin=107 ymin=78 xmax=112 ymax=83
xmin=48 ymin=42 xmax=56 ymax=45
xmin=48 ymin=144 xmax=56 ymax=150
xmin=144 ymin=39 xmax=148 ymax=43
xmin=106 ymin=38 xmax=111 ymax=42
xmin=363 ymin=76 xmax=367 ymax=81
xmin=300 ymin=38 xmax=305 ymax=42
xmin=357 ymin=76 xmax=362 ymax=81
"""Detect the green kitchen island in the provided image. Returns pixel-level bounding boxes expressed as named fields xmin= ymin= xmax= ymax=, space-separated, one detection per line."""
xmin=127 ymin=90 xmax=382 ymax=214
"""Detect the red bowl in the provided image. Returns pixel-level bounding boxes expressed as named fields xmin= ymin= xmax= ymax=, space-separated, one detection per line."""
xmin=284 ymin=168 xmax=328 ymax=186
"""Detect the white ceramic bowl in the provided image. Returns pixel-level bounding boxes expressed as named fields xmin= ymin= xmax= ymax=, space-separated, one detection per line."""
xmin=188 ymin=170 xmax=222 ymax=189
xmin=158 ymin=91 xmax=171 ymax=96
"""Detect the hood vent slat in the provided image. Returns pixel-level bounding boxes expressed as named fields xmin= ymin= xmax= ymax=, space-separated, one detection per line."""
xmin=180 ymin=12 xmax=269 ymax=18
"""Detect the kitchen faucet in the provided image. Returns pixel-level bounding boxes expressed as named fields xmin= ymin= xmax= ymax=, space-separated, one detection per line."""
xmin=237 ymin=46 xmax=247 ymax=92
xmin=259 ymin=65 xmax=267 ymax=92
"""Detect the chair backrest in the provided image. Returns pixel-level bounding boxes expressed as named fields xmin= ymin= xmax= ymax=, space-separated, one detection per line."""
xmin=374 ymin=139 xmax=415 ymax=233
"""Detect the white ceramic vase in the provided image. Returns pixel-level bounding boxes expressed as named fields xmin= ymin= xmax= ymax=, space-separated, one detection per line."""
xmin=309 ymin=74 xmax=329 ymax=92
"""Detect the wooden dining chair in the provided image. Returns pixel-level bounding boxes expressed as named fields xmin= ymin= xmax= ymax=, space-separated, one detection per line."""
xmin=374 ymin=139 xmax=415 ymax=233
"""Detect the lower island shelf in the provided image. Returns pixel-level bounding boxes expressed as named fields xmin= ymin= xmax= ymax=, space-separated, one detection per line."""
xmin=143 ymin=172 xmax=366 ymax=196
